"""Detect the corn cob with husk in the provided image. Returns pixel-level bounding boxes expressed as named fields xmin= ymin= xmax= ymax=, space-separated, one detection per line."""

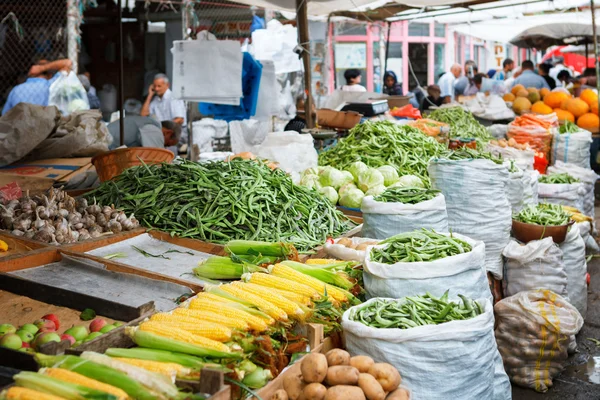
xmin=1 ymin=386 xmax=69 ymax=400
xmin=138 ymin=321 xmax=231 ymax=351
xmin=168 ymin=307 xmax=249 ymax=330
xmin=229 ymin=281 xmax=306 ymax=318
xmin=186 ymin=298 xmax=270 ymax=331
xmin=145 ymin=315 xmax=232 ymax=342
xmin=104 ymin=347 xmax=228 ymax=372
xmin=40 ymin=368 xmax=128 ymax=399
xmin=279 ymin=260 xmax=355 ymax=290
xmin=192 ymin=290 xmax=276 ymax=324
xmin=244 ymin=272 xmax=321 ymax=299
xmin=193 ymin=256 xmax=260 ymax=280
xmin=111 ymin=357 xmax=197 ymax=381
xmin=224 ymin=240 xmax=297 ymax=258
xmin=210 ymin=284 xmax=289 ymax=321
xmin=270 ymin=263 xmax=351 ymax=303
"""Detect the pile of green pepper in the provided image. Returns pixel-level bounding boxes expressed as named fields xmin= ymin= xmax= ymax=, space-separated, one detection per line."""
xmin=514 ymin=203 xmax=571 ymax=226
xmin=85 ymin=159 xmax=352 ymax=251
xmin=426 ymin=106 xmax=492 ymax=145
xmin=538 ymin=173 xmax=580 ymax=184
xmin=318 ymin=121 xmax=446 ymax=187
xmin=373 ymin=187 xmax=440 ymax=204
xmin=350 ymin=291 xmax=483 ymax=329
xmin=445 ymin=147 xmax=504 ymax=164
xmin=370 ymin=229 xmax=472 ymax=264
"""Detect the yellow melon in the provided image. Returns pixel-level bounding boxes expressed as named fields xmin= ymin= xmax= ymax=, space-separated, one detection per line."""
xmin=513 ymin=97 xmax=532 ymax=114
xmin=511 ymin=84 xmax=526 ymax=96
xmin=539 ymin=88 xmax=550 ymax=99
xmin=566 ymin=98 xmax=590 ymax=118
xmin=554 ymin=109 xmax=575 ymax=124
xmin=503 ymin=93 xmax=516 ymax=102
xmin=580 ymin=89 xmax=598 ymax=107
xmin=544 ymin=91 xmax=570 ymax=109
xmin=531 ymin=101 xmax=552 ymax=115
xmin=577 ymin=113 xmax=600 ymax=131
xmin=516 ymin=89 xmax=529 ymax=98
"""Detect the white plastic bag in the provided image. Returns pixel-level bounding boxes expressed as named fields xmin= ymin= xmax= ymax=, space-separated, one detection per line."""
xmin=48 ymin=71 xmax=90 ymax=116
xmin=552 ymin=129 xmax=592 ymax=169
xmin=254 ymin=132 xmax=318 ymax=183
xmin=360 ymin=194 xmax=448 ymax=240
xmin=324 ymin=237 xmax=380 ymax=262
xmin=428 ymin=158 xmax=511 ymax=279
xmin=506 ymin=166 xmax=525 ymax=213
xmin=537 ymin=181 xmax=586 ymax=212
xmin=560 ymin=225 xmax=588 ymax=318
xmin=191 ymin=118 xmax=229 ymax=153
xmin=343 ymin=297 xmax=509 ymax=400
xmin=547 ymin=161 xmax=598 ymax=219
xmin=495 ymin=290 xmax=583 ymax=393
xmin=576 ymin=221 xmax=600 ymax=252
xmin=487 ymin=143 xmax=535 ymax=171
xmin=502 ymin=238 xmax=567 ymax=299
xmin=364 ymin=233 xmax=491 ymax=301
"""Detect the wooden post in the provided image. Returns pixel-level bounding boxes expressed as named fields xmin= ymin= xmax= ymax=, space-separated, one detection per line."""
xmin=297 ymin=0 xmax=315 ymax=128
xmin=591 ymin=0 xmax=600 ymax=121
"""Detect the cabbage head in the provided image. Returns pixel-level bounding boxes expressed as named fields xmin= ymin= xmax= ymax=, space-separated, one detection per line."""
xmin=357 ymin=169 xmax=385 ymax=192
xmin=365 ymin=185 xmax=386 ymax=197
xmin=319 ymin=167 xmax=345 ymax=190
xmin=339 ymin=183 xmax=358 ymax=197
xmin=299 ymin=174 xmax=321 ymax=190
xmin=318 ymin=186 xmax=339 ymax=205
xmin=339 ymin=188 xmax=365 ymax=209
xmin=347 ymin=161 xmax=369 ymax=182
xmin=376 ymin=165 xmax=400 ymax=186
xmin=395 ymin=175 xmax=425 ymax=188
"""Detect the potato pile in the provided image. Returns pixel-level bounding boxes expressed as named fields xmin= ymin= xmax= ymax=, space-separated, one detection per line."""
xmin=489 ymin=138 xmax=530 ymax=151
xmin=336 ymin=238 xmax=379 ymax=252
xmin=273 ymin=349 xmax=408 ymax=400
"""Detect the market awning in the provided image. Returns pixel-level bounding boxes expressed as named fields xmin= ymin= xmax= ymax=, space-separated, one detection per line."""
xmin=509 ymin=21 xmax=599 ymax=49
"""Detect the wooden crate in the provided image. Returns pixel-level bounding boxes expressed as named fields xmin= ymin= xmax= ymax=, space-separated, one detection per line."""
xmin=0 ymin=232 xmax=49 ymax=260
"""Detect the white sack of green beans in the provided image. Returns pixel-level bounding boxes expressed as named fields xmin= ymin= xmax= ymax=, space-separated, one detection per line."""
xmin=502 ymin=237 xmax=568 ymax=299
xmin=359 ymin=188 xmax=448 ymax=240
xmin=487 ymin=143 xmax=535 ymax=171
xmin=552 ymin=127 xmax=592 ymax=169
xmin=537 ymin=177 xmax=585 ymax=213
xmin=559 ymin=224 xmax=588 ymax=318
xmin=342 ymin=296 xmax=510 ymax=400
xmin=428 ymin=158 xmax=511 ymax=279
xmin=505 ymin=162 xmax=526 ymax=214
xmin=522 ymin=170 xmax=539 ymax=206
xmin=548 ymin=161 xmax=598 ymax=219
xmin=363 ymin=231 xmax=491 ymax=302
xmin=575 ymin=220 xmax=600 ymax=252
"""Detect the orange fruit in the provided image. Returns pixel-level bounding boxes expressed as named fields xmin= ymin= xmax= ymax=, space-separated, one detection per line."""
xmin=554 ymin=109 xmax=575 ymax=124
xmin=503 ymin=93 xmax=516 ymax=102
xmin=566 ymin=98 xmax=590 ymax=118
xmin=539 ymin=88 xmax=550 ymax=99
xmin=544 ymin=91 xmax=570 ymax=109
xmin=513 ymin=97 xmax=532 ymax=114
xmin=577 ymin=113 xmax=600 ymax=131
xmin=579 ymin=89 xmax=598 ymax=107
xmin=511 ymin=84 xmax=526 ymax=96
xmin=560 ymin=98 xmax=570 ymax=110
xmin=531 ymin=101 xmax=553 ymax=115
xmin=591 ymin=102 xmax=598 ymax=116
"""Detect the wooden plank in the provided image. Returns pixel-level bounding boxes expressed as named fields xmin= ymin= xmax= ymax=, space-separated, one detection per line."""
xmin=0 ymin=232 xmax=48 ymax=260
xmin=0 ymin=248 xmax=61 ymax=272
xmin=60 ymin=228 xmax=146 ymax=253
xmin=148 ymin=231 xmax=226 ymax=255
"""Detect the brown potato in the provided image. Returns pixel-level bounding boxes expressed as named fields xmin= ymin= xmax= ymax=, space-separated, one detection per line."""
xmin=355 ymin=243 xmax=370 ymax=251
xmin=325 ymin=349 xmax=351 ymax=366
xmin=350 ymin=355 xmax=375 ymax=373
xmin=324 ymin=385 xmax=366 ymax=400
xmin=386 ymin=387 xmax=409 ymax=400
xmin=368 ymin=363 xmax=401 ymax=392
xmin=303 ymin=383 xmax=327 ymax=400
xmin=271 ymin=389 xmax=289 ymax=400
xmin=325 ymin=365 xmax=360 ymax=386
xmin=301 ymin=353 xmax=328 ymax=383
xmin=337 ymin=238 xmax=352 ymax=247
xmin=358 ymin=373 xmax=386 ymax=400
xmin=284 ymin=373 xmax=306 ymax=400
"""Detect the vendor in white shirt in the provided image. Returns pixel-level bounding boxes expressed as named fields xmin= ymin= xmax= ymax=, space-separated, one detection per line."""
xmin=141 ymin=73 xmax=186 ymax=135
xmin=437 ymin=64 xmax=462 ymax=101
xmin=341 ymin=69 xmax=367 ymax=92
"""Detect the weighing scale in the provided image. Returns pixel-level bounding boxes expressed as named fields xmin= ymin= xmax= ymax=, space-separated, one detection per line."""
xmin=341 ymin=100 xmax=389 ymax=117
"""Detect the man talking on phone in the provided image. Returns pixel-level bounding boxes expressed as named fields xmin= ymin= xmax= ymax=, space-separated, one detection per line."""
xmin=141 ymin=73 xmax=186 ymax=149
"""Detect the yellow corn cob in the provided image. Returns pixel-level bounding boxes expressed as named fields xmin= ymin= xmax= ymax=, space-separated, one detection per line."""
xmin=187 ymin=299 xmax=270 ymax=331
xmin=42 ymin=368 xmax=128 ymax=400
xmin=231 ymin=281 xmax=305 ymax=317
xmin=169 ymin=308 xmax=249 ymax=330
xmin=219 ymin=284 xmax=288 ymax=321
xmin=305 ymin=258 xmax=340 ymax=265
xmin=247 ymin=272 xmax=321 ymax=299
xmin=193 ymin=292 xmax=238 ymax=304
xmin=112 ymin=357 xmax=190 ymax=379
xmin=271 ymin=263 xmax=348 ymax=302
xmin=138 ymin=321 xmax=231 ymax=353
xmin=4 ymin=387 xmax=65 ymax=400
xmin=269 ymin=287 xmax=312 ymax=306
xmin=146 ymin=315 xmax=231 ymax=342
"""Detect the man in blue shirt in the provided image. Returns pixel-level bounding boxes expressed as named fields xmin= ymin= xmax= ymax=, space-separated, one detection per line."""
xmin=2 ymin=58 xmax=72 ymax=115
xmin=512 ymin=60 xmax=550 ymax=90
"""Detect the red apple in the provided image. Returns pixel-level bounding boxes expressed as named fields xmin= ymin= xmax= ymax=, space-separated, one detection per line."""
xmin=21 ymin=341 xmax=30 ymax=348
xmin=60 ymin=334 xmax=76 ymax=346
xmin=89 ymin=318 xmax=107 ymax=333
xmin=33 ymin=332 xmax=61 ymax=349
xmin=34 ymin=319 xmax=56 ymax=332
xmin=41 ymin=314 xmax=60 ymax=331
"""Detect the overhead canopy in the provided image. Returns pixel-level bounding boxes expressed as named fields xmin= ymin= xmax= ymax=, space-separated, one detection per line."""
xmin=560 ymin=44 xmax=589 ymax=56
xmin=510 ymin=22 xmax=598 ymax=49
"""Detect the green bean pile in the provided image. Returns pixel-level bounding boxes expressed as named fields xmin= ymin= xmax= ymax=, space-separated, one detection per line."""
xmin=514 ymin=203 xmax=571 ymax=226
xmin=370 ymin=229 xmax=472 ymax=263
xmin=374 ymin=187 xmax=440 ymax=204
xmin=318 ymin=121 xmax=446 ymax=187
xmin=85 ymin=159 xmax=352 ymax=251
xmin=538 ymin=173 xmax=580 ymax=184
xmin=445 ymin=147 xmax=503 ymax=164
xmin=558 ymin=120 xmax=579 ymax=134
xmin=349 ymin=292 xmax=484 ymax=329
xmin=427 ymin=106 xmax=492 ymax=145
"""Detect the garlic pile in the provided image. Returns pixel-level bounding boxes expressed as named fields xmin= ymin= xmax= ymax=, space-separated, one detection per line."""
xmin=0 ymin=188 xmax=139 ymax=245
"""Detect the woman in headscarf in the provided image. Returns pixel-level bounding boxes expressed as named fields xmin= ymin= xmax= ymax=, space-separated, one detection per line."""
xmin=383 ymin=71 xmax=403 ymax=96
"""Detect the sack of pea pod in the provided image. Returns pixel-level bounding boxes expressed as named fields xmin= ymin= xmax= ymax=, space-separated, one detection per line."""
xmin=428 ymin=158 xmax=511 ymax=279
xmin=521 ymin=169 xmax=538 ymax=206
xmin=342 ymin=296 xmax=511 ymax=400
xmin=575 ymin=220 xmax=600 ymax=252
xmin=495 ymin=289 xmax=583 ymax=393
xmin=360 ymin=187 xmax=448 ymax=240
xmin=552 ymin=126 xmax=592 ymax=169
xmin=559 ymin=224 xmax=588 ymax=318
xmin=537 ymin=172 xmax=586 ymax=213
xmin=363 ymin=230 xmax=491 ymax=302
xmin=547 ymin=161 xmax=598 ymax=220
xmin=505 ymin=162 xmax=525 ymax=213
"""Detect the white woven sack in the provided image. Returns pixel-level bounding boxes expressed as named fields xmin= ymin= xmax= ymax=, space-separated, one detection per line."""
xmin=552 ymin=129 xmax=592 ymax=169
xmin=548 ymin=161 xmax=598 ymax=219
xmin=488 ymin=143 xmax=535 ymax=171
xmin=502 ymin=238 xmax=567 ymax=299
xmin=364 ymin=233 xmax=491 ymax=301
xmin=506 ymin=167 xmax=525 ymax=213
xmin=428 ymin=158 xmax=511 ymax=279
xmin=343 ymin=298 xmax=510 ymax=400
xmin=360 ymin=194 xmax=448 ymax=240
xmin=560 ymin=225 xmax=588 ymax=318
xmin=537 ymin=182 xmax=585 ymax=212
xmin=575 ymin=221 xmax=600 ymax=252
xmin=324 ymin=237 xmax=380 ymax=262
xmin=521 ymin=170 xmax=536 ymax=206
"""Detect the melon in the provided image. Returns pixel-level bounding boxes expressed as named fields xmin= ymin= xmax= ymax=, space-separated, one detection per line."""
xmin=513 ymin=97 xmax=532 ymax=114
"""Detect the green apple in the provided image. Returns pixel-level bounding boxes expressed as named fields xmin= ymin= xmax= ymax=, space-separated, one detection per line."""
xmin=82 ymin=332 xmax=103 ymax=343
xmin=0 ymin=324 xmax=16 ymax=335
xmin=15 ymin=330 xmax=34 ymax=343
xmin=64 ymin=326 xmax=88 ymax=341
xmin=20 ymin=324 xmax=39 ymax=335
xmin=0 ymin=333 xmax=22 ymax=350
xmin=33 ymin=332 xmax=61 ymax=349
xmin=99 ymin=325 xmax=116 ymax=334
xmin=113 ymin=322 xmax=124 ymax=327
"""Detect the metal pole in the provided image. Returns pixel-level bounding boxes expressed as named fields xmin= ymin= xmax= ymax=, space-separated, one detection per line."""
xmin=297 ymin=0 xmax=315 ymax=128
xmin=586 ymin=41 xmax=589 ymax=62
xmin=591 ymin=0 xmax=600 ymax=122
xmin=66 ymin=0 xmax=78 ymax=74
xmin=384 ymin=21 xmax=391 ymax=79
xmin=118 ymin=0 xmax=125 ymax=146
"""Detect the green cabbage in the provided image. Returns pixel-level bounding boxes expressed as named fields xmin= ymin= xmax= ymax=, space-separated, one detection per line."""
xmin=299 ymin=174 xmax=321 ymax=190
xmin=319 ymin=167 xmax=346 ymax=190
xmin=339 ymin=188 xmax=365 ymax=209
xmin=376 ymin=165 xmax=400 ymax=186
xmin=365 ymin=185 xmax=386 ymax=197
xmin=318 ymin=186 xmax=339 ymax=205
xmin=357 ymin=169 xmax=384 ymax=192
xmin=302 ymin=167 xmax=320 ymax=177
xmin=339 ymin=183 xmax=358 ymax=196
xmin=396 ymin=175 xmax=425 ymax=188
xmin=341 ymin=171 xmax=354 ymax=186
xmin=347 ymin=161 xmax=369 ymax=182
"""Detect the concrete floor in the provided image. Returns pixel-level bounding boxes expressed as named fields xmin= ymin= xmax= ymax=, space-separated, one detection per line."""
xmin=511 ymin=205 xmax=600 ymax=400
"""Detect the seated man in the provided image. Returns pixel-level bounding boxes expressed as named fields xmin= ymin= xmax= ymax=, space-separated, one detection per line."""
xmin=107 ymin=116 xmax=180 ymax=150
xmin=2 ymin=58 xmax=72 ymax=115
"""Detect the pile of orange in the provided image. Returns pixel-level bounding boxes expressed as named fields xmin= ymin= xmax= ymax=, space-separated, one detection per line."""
xmin=540 ymin=89 xmax=599 ymax=131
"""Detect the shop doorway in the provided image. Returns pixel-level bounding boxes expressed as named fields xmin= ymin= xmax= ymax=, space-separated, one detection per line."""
xmin=408 ymin=43 xmax=428 ymax=90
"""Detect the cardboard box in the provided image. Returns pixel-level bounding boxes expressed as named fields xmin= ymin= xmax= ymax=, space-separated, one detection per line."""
xmin=0 ymin=158 xmax=92 ymax=182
